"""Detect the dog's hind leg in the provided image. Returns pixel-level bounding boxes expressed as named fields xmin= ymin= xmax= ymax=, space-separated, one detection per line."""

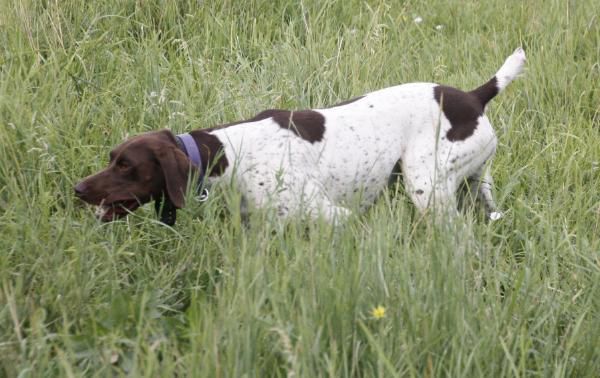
xmin=469 ymin=166 xmax=503 ymax=220
xmin=401 ymin=157 xmax=460 ymax=219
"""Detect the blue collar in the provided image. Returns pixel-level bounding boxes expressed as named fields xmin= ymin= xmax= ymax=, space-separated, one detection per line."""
xmin=176 ymin=133 xmax=202 ymax=168
xmin=155 ymin=133 xmax=207 ymax=226
xmin=175 ymin=133 xmax=205 ymax=189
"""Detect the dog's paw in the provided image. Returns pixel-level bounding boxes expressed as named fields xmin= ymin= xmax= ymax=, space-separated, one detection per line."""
xmin=489 ymin=211 xmax=504 ymax=221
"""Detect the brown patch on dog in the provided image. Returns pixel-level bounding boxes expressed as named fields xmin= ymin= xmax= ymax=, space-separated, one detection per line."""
xmin=188 ymin=130 xmax=229 ymax=176
xmin=470 ymin=77 xmax=499 ymax=107
xmin=271 ymin=110 xmax=326 ymax=143
xmin=434 ymin=77 xmax=500 ymax=142
xmin=204 ymin=108 xmax=326 ymax=143
xmin=211 ymin=109 xmax=325 ymax=143
xmin=434 ymin=85 xmax=484 ymax=142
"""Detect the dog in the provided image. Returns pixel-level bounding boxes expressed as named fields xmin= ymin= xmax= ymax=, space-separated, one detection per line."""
xmin=75 ymin=48 xmax=526 ymax=226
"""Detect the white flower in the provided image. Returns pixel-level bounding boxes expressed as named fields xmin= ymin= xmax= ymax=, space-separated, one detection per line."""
xmin=414 ymin=16 xmax=423 ymax=24
xmin=435 ymin=24 xmax=443 ymax=30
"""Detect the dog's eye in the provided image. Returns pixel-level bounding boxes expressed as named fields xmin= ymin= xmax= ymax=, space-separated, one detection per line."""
xmin=116 ymin=160 xmax=130 ymax=170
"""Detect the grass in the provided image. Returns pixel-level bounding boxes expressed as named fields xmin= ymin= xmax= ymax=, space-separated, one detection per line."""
xmin=0 ymin=0 xmax=599 ymax=376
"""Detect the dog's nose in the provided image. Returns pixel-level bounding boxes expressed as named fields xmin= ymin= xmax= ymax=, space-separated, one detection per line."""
xmin=74 ymin=182 xmax=87 ymax=198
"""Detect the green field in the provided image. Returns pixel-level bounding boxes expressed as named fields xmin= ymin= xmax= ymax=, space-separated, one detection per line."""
xmin=1 ymin=0 xmax=599 ymax=376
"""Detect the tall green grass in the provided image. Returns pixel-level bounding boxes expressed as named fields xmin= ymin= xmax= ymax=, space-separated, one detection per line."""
xmin=0 ymin=0 xmax=598 ymax=376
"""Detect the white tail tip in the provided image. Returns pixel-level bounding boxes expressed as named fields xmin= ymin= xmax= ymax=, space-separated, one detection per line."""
xmin=496 ymin=47 xmax=526 ymax=91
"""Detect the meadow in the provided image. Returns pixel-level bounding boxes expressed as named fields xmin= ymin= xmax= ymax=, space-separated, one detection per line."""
xmin=0 ymin=0 xmax=599 ymax=376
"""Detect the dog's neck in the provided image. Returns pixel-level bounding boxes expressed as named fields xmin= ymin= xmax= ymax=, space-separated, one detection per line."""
xmin=156 ymin=129 xmax=228 ymax=226
xmin=186 ymin=130 xmax=229 ymax=178
xmin=175 ymin=133 xmax=204 ymax=173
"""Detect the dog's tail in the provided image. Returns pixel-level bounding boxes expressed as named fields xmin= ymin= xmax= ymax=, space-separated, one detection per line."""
xmin=471 ymin=47 xmax=526 ymax=106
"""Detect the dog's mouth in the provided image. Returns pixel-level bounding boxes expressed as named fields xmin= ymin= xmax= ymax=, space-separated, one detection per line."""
xmin=95 ymin=200 xmax=141 ymax=222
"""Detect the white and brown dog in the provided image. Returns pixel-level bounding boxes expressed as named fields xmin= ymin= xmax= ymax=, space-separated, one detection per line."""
xmin=75 ymin=48 xmax=526 ymax=225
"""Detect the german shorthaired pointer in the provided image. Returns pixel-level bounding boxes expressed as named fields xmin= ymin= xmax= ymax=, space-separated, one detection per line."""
xmin=75 ymin=48 xmax=526 ymax=225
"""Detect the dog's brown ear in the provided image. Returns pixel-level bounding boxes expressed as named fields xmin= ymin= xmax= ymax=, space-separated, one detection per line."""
xmin=156 ymin=146 xmax=191 ymax=208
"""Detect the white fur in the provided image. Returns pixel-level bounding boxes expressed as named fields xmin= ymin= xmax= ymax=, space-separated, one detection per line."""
xmin=495 ymin=47 xmax=526 ymax=91
xmin=204 ymin=49 xmax=526 ymax=222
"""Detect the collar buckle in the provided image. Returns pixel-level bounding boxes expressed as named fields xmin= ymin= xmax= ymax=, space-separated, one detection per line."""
xmin=195 ymin=188 xmax=209 ymax=202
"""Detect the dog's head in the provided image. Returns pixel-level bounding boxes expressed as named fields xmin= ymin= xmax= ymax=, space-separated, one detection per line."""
xmin=74 ymin=130 xmax=192 ymax=222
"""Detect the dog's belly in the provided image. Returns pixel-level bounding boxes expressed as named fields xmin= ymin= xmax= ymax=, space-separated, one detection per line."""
xmin=314 ymin=131 xmax=402 ymax=207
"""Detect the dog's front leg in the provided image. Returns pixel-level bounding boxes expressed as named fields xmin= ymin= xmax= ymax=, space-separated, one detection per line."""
xmin=155 ymin=197 xmax=177 ymax=225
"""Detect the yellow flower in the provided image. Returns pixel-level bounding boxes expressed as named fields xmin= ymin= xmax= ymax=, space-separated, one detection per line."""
xmin=371 ymin=305 xmax=386 ymax=319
